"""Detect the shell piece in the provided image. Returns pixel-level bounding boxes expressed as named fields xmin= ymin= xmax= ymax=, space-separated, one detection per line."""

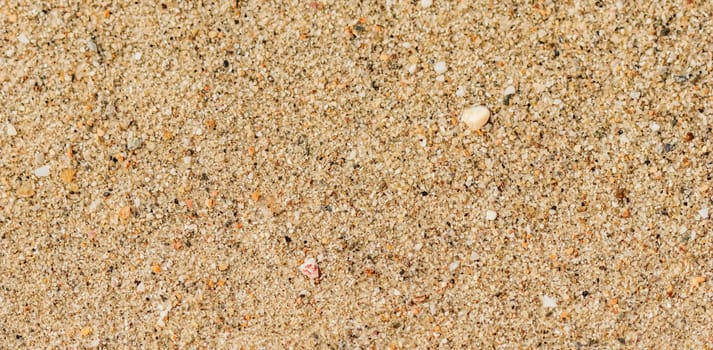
xmin=541 ymin=295 xmax=557 ymax=308
xmin=299 ymin=257 xmax=320 ymax=279
xmin=461 ymin=105 xmax=490 ymax=130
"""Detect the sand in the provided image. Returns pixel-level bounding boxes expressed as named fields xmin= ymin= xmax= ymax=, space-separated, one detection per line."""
xmin=1 ymin=0 xmax=712 ymax=348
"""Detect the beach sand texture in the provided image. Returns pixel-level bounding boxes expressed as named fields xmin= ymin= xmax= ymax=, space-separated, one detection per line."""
xmin=1 ymin=0 xmax=712 ymax=348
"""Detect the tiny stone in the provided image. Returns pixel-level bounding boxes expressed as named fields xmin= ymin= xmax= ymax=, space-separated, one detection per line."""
xmin=485 ymin=210 xmax=497 ymax=221
xmin=218 ymin=263 xmax=229 ymax=271
xmin=34 ymin=165 xmax=50 ymax=177
xmin=127 ymin=133 xmax=142 ymax=150
xmin=18 ymin=33 xmax=29 ymax=44
xmin=460 ymin=105 xmax=490 ymax=131
xmin=541 ymin=295 xmax=557 ymax=308
xmin=6 ymin=123 xmax=17 ymax=136
xmin=650 ymin=122 xmax=660 ymax=131
xmin=60 ymin=168 xmax=76 ymax=184
xmin=433 ymin=61 xmax=447 ymax=74
xmin=16 ymin=184 xmax=35 ymax=198
xmin=393 ymin=289 xmax=401 ymax=296
xmin=420 ymin=0 xmax=433 ymax=8
xmin=133 ymin=51 xmax=142 ymax=60
xmin=455 ymin=86 xmax=466 ymax=97
xmin=448 ymin=261 xmax=460 ymax=272
xmin=118 ymin=206 xmax=132 ymax=220
xmin=699 ymin=207 xmax=709 ymax=219
xmin=407 ymin=64 xmax=417 ymax=74
xmin=435 ymin=75 xmax=445 ymax=82
xmin=503 ymin=85 xmax=516 ymax=96
xmin=86 ymin=39 xmax=97 ymax=51
xmin=629 ymin=91 xmax=641 ymax=99
xmin=683 ymin=132 xmax=694 ymax=142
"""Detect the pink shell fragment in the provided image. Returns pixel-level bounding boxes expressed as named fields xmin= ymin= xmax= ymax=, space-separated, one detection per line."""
xmin=299 ymin=257 xmax=320 ymax=279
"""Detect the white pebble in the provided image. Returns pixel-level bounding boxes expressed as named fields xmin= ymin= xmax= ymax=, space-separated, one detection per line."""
xmin=541 ymin=295 xmax=557 ymax=308
xmin=485 ymin=210 xmax=497 ymax=221
xmin=461 ymin=105 xmax=490 ymax=130
xmin=392 ymin=289 xmax=401 ymax=296
xmin=435 ymin=75 xmax=445 ymax=82
xmin=34 ymin=165 xmax=50 ymax=177
xmin=133 ymin=51 xmax=142 ymax=60
xmin=407 ymin=64 xmax=417 ymax=74
xmin=413 ymin=242 xmax=423 ymax=251
xmin=503 ymin=85 xmax=516 ymax=96
xmin=86 ymin=39 xmax=97 ymax=51
xmin=448 ymin=261 xmax=460 ymax=272
xmin=433 ymin=61 xmax=447 ymax=74
xmin=455 ymin=86 xmax=466 ymax=97
xmin=6 ymin=123 xmax=17 ymax=136
xmin=650 ymin=122 xmax=660 ymax=132
xmin=699 ymin=207 xmax=709 ymax=219
xmin=420 ymin=0 xmax=433 ymax=8
xmin=136 ymin=281 xmax=145 ymax=292
xmin=18 ymin=33 xmax=29 ymax=44
xmin=470 ymin=251 xmax=479 ymax=261
xmin=630 ymin=91 xmax=641 ymax=100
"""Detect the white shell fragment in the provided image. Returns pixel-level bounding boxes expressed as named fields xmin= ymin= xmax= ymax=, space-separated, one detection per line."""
xmin=541 ymin=295 xmax=557 ymax=308
xmin=433 ymin=61 xmax=447 ymax=74
xmin=299 ymin=257 xmax=320 ymax=279
xmin=461 ymin=105 xmax=490 ymax=130
xmin=6 ymin=123 xmax=17 ymax=136
xmin=485 ymin=210 xmax=497 ymax=221
xmin=34 ymin=165 xmax=50 ymax=177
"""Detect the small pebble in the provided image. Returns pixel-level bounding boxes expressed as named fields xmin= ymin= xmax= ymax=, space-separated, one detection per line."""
xmin=485 ymin=210 xmax=497 ymax=221
xmin=133 ymin=51 xmax=142 ymax=60
xmin=60 ymin=168 xmax=76 ymax=184
xmin=16 ymin=184 xmax=35 ymax=198
xmin=18 ymin=33 xmax=29 ymax=44
xmin=448 ymin=261 xmax=460 ymax=272
xmin=420 ymin=0 xmax=433 ymax=8
xmin=699 ymin=207 xmax=709 ymax=219
xmin=503 ymin=85 xmax=516 ymax=96
xmin=34 ymin=165 xmax=50 ymax=177
xmin=541 ymin=295 xmax=557 ymax=308
xmin=299 ymin=257 xmax=320 ymax=279
xmin=433 ymin=61 xmax=447 ymax=74
xmin=455 ymin=86 xmax=466 ymax=97
xmin=118 ymin=206 xmax=132 ymax=220
xmin=6 ymin=123 xmax=17 ymax=136
xmin=407 ymin=64 xmax=417 ymax=74
xmin=650 ymin=122 xmax=660 ymax=132
xmin=86 ymin=39 xmax=97 ymax=51
xmin=461 ymin=105 xmax=490 ymax=131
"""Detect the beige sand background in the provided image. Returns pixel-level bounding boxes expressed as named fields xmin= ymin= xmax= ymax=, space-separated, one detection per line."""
xmin=1 ymin=0 xmax=712 ymax=348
